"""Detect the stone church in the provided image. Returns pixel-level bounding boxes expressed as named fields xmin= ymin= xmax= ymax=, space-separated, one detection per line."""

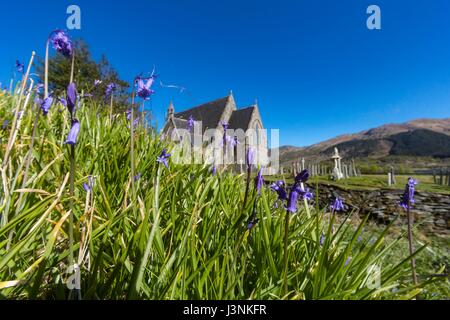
xmin=162 ymin=92 xmax=269 ymax=168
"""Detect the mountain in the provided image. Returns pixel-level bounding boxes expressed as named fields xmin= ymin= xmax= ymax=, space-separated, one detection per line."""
xmin=276 ymin=118 xmax=450 ymax=165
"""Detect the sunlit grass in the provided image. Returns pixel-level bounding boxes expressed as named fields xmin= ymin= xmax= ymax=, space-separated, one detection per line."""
xmin=0 ymin=88 xmax=445 ymax=299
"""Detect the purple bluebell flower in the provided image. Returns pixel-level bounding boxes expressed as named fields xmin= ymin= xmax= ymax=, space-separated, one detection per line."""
xmin=247 ymin=218 xmax=259 ymax=230
xmin=156 ymin=149 xmax=171 ymax=168
xmin=65 ymin=119 xmax=80 ymax=145
xmin=399 ymin=177 xmax=418 ymax=210
xmin=320 ymin=232 xmax=325 ymax=246
xmin=187 ymin=115 xmax=195 ymax=130
xmin=295 ymin=169 xmax=310 ymax=184
xmin=246 ymin=147 xmax=255 ymax=168
xmin=221 ymin=121 xmax=229 ymax=131
xmin=286 ymin=186 xmax=300 ymax=213
xmin=94 ymin=79 xmax=102 ymax=86
xmin=38 ymin=96 xmax=53 ymax=115
xmin=134 ymin=173 xmax=141 ymax=181
xmin=125 ymin=108 xmax=132 ymax=120
xmin=34 ymin=83 xmax=44 ymax=93
xmin=136 ymin=76 xmax=155 ymax=100
xmin=298 ymin=185 xmax=314 ymax=201
xmin=105 ymin=82 xmax=117 ymax=97
xmin=211 ymin=164 xmax=217 ymax=176
xmin=270 ymin=180 xmax=288 ymax=201
xmin=49 ymin=30 xmax=73 ymax=58
xmin=58 ymin=97 xmax=67 ymax=107
xmin=344 ymin=257 xmax=351 ymax=266
xmin=66 ymin=82 xmax=77 ymax=115
xmin=2 ymin=120 xmax=8 ymax=130
xmin=16 ymin=60 xmax=24 ymax=73
xmin=254 ymin=168 xmax=264 ymax=194
xmin=83 ymin=175 xmax=95 ymax=192
xmin=330 ymin=197 xmax=344 ymax=212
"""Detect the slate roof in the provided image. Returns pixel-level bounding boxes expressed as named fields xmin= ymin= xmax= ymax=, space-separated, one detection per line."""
xmin=228 ymin=106 xmax=255 ymax=131
xmin=174 ymin=96 xmax=229 ymax=131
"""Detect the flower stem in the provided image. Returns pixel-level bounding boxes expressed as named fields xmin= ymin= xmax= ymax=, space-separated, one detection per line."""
xmin=283 ymin=208 xmax=289 ymax=297
xmin=69 ymin=144 xmax=75 ymax=269
xmin=44 ymin=40 xmax=49 ymax=98
xmin=407 ymin=205 xmax=418 ymax=285
xmin=242 ymin=165 xmax=252 ymax=212
xmin=70 ymin=51 xmax=75 ymax=84
xmin=109 ymin=93 xmax=114 ymax=124
xmin=130 ymin=83 xmax=137 ymax=197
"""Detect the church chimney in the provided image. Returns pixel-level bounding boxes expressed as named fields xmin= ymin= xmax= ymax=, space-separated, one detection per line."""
xmin=167 ymin=101 xmax=174 ymax=121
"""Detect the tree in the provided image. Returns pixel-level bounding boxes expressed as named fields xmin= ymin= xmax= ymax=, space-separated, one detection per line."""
xmin=35 ymin=39 xmax=130 ymax=112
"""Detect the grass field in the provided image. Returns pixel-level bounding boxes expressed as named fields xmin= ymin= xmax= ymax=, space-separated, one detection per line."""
xmin=266 ymin=174 xmax=450 ymax=194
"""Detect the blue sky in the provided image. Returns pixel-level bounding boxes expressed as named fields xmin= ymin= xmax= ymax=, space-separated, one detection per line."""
xmin=1 ymin=0 xmax=450 ymax=146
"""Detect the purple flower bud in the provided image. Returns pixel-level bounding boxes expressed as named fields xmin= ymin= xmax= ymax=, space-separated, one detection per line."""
xmin=254 ymin=168 xmax=264 ymax=194
xmin=65 ymin=119 xmax=80 ymax=145
xmin=221 ymin=121 xmax=229 ymax=131
xmin=211 ymin=164 xmax=217 ymax=176
xmin=320 ymin=233 xmax=325 ymax=246
xmin=247 ymin=218 xmax=259 ymax=230
xmin=344 ymin=257 xmax=351 ymax=266
xmin=156 ymin=148 xmax=171 ymax=168
xmin=16 ymin=60 xmax=24 ymax=73
xmin=2 ymin=119 xmax=8 ymax=130
xmin=134 ymin=173 xmax=141 ymax=181
xmin=39 ymin=96 xmax=53 ymax=115
xmin=187 ymin=115 xmax=195 ymax=130
xmin=66 ymin=83 xmax=77 ymax=115
xmin=94 ymin=80 xmax=102 ymax=86
xmin=286 ymin=187 xmax=300 ymax=213
xmin=295 ymin=169 xmax=310 ymax=184
xmin=246 ymin=147 xmax=255 ymax=168
xmin=83 ymin=183 xmax=90 ymax=192
xmin=58 ymin=97 xmax=67 ymax=107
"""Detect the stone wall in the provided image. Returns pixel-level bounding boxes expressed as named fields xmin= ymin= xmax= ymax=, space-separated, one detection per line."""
xmin=307 ymin=183 xmax=450 ymax=236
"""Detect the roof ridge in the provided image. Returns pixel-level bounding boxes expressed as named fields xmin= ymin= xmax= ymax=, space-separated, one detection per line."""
xmin=174 ymin=95 xmax=229 ymax=116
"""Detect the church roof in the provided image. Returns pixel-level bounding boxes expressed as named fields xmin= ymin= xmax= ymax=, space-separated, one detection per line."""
xmin=228 ymin=106 xmax=255 ymax=131
xmin=174 ymin=95 xmax=229 ymax=130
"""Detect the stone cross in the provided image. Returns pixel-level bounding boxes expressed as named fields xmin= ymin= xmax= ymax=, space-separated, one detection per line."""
xmin=331 ymin=147 xmax=343 ymax=180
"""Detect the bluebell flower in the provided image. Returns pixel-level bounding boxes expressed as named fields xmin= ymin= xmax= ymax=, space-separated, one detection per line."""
xmin=38 ymin=96 xmax=53 ymax=115
xmin=49 ymin=29 xmax=73 ymax=57
xmin=136 ymin=76 xmax=155 ymax=100
xmin=330 ymin=197 xmax=344 ymax=212
xmin=320 ymin=232 xmax=325 ymax=246
xmin=105 ymin=82 xmax=117 ymax=97
xmin=399 ymin=177 xmax=418 ymax=210
xmin=66 ymin=82 xmax=77 ymax=115
xmin=65 ymin=119 xmax=80 ymax=145
xmin=295 ymin=169 xmax=310 ymax=184
xmin=16 ymin=60 xmax=24 ymax=73
xmin=247 ymin=218 xmax=259 ymax=230
xmin=254 ymin=168 xmax=264 ymax=194
xmin=156 ymin=149 xmax=171 ymax=168
xmin=187 ymin=115 xmax=195 ymax=130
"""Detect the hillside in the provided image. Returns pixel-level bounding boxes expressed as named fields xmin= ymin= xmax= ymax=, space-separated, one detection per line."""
xmin=277 ymin=118 xmax=450 ymax=165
